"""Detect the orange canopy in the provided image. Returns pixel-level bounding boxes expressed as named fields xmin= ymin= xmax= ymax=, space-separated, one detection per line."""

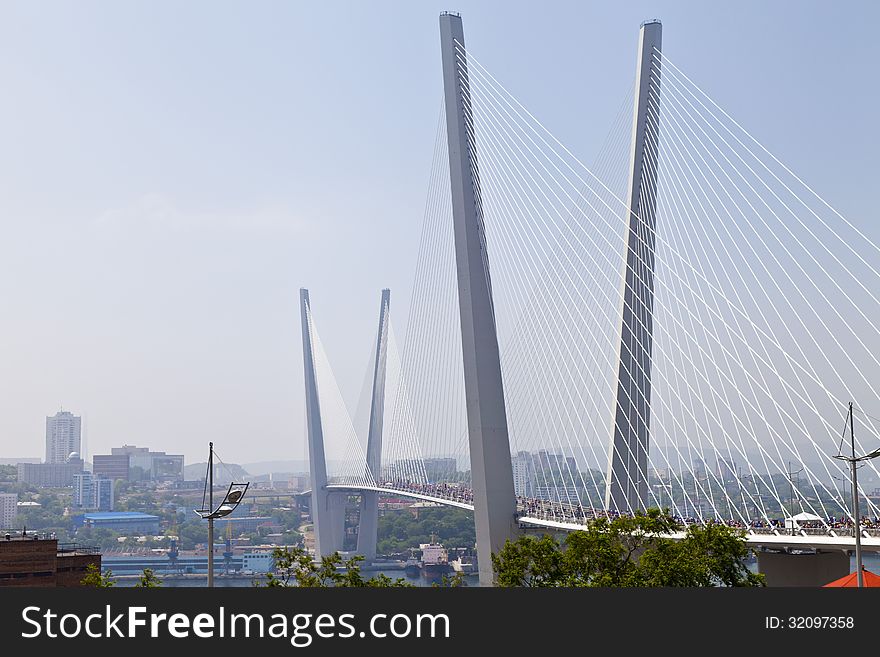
xmin=823 ymin=568 xmax=880 ymax=587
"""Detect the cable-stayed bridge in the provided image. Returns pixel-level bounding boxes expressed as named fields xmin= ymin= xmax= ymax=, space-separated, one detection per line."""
xmin=299 ymin=14 xmax=880 ymax=585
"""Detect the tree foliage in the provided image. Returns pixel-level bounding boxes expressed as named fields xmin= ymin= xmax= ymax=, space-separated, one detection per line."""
xmin=135 ymin=568 xmax=162 ymax=587
xmin=263 ymin=546 xmax=412 ymax=587
xmin=81 ymin=563 xmax=115 ymax=587
xmin=431 ymin=571 xmax=467 ymax=588
xmin=0 ymin=464 xmax=16 ymax=482
xmin=492 ymin=509 xmax=764 ymax=587
xmin=377 ymin=507 xmax=475 ymax=556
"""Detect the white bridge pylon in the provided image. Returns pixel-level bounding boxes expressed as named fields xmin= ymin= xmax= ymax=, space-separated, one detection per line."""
xmin=300 ymin=14 xmax=880 ymax=574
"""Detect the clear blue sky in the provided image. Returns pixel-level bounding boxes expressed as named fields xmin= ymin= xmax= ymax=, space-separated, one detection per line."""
xmin=0 ymin=1 xmax=875 ymax=465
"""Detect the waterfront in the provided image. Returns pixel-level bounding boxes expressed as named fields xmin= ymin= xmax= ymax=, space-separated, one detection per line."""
xmin=113 ymin=569 xmax=481 ymax=587
xmin=109 ymin=553 xmax=880 ymax=587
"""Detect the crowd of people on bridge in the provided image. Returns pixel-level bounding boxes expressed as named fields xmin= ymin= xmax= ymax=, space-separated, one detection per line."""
xmin=383 ymin=479 xmax=474 ymax=505
xmin=380 ymin=480 xmax=880 ymax=537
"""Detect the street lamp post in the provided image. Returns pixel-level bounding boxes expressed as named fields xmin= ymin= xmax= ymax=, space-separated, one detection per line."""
xmin=195 ymin=443 xmax=250 ymax=589
xmin=832 ymin=474 xmax=850 ymax=508
xmin=653 ymin=484 xmax=664 ymax=511
xmin=832 ymin=402 xmax=880 ymax=589
xmin=208 ymin=443 xmax=213 ymax=588
xmin=691 ymin=474 xmax=709 ymax=520
xmin=786 ymin=462 xmax=804 ymax=536
xmin=653 ymin=481 xmax=674 ymax=514
xmin=738 ymin=473 xmax=760 ymax=524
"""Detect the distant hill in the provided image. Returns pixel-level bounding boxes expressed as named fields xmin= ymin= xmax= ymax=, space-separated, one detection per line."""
xmin=184 ymin=461 xmax=250 ymax=482
xmin=0 ymin=457 xmax=40 ymax=466
xmin=242 ymin=460 xmax=309 ymax=476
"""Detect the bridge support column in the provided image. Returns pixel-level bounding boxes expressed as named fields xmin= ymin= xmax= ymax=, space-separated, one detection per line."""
xmin=440 ymin=12 xmax=517 ymax=586
xmin=606 ymin=20 xmax=662 ymax=514
xmin=300 ymin=288 xmax=345 ymax=556
xmin=357 ymin=289 xmax=391 ymax=562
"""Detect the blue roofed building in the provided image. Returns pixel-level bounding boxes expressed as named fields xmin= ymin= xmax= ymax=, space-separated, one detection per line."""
xmin=80 ymin=512 xmax=160 ymax=534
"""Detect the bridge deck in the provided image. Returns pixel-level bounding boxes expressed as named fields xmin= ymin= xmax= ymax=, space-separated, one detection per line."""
xmin=324 ymin=484 xmax=880 ymax=552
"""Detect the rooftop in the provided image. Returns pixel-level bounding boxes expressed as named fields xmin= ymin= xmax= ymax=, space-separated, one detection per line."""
xmin=83 ymin=512 xmax=159 ymax=520
xmin=57 ymin=542 xmax=101 ymax=555
xmin=2 ymin=534 xmax=53 ymax=543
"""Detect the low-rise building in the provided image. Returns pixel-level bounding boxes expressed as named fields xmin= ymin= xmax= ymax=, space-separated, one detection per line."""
xmin=92 ymin=453 xmax=130 ymax=481
xmin=109 ymin=445 xmax=184 ymax=482
xmin=0 ymin=535 xmax=100 ymax=588
xmin=17 ymin=459 xmax=83 ymax=488
xmin=80 ymin=512 xmax=160 ymax=534
xmin=214 ymin=516 xmax=274 ymax=534
xmin=241 ymin=551 xmax=275 ymax=573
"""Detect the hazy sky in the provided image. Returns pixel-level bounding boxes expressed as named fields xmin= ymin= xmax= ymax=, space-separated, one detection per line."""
xmin=0 ymin=1 xmax=875 ymax=466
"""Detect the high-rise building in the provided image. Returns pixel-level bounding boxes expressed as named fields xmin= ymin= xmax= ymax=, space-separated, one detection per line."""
xmin=534 ymin=485 xmax=581 ymax=504
xmin=45 ymin=410 xmax=82 ymax=464
xmin=423 ymin=458 xmax=458 ymax=482
xmin=535 ymin=450 xmax=577 ymax=477
xmin=716 ymin=457 xmax=737 ymax=483
xmin=0 ymin=493 xmax=17 ymax=529
xmin=511 ymin=451 xmax=536 ymax=498
xmin=73 ymin=473 xmax=114 ymax=511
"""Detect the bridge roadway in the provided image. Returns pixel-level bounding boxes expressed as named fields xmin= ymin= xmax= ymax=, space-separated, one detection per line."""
xmin=323 ymin=484 xmax=880 ymax=553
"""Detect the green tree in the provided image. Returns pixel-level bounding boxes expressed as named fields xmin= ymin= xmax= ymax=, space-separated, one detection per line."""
xmin=491 ymin=534 xmax=565 ymax=587
xmin=376 ymin=507 xmax=475 ymax=556
xmin=135 ymin=568 xmax=162 ymax=587
xmin=263 ymin=546 xmax=412 ymax=588
xmin=432 ymin=571 xmax=467 ymax=588
xmin=492 ymin=509 xmax=764 ymax=587
xmin=271 ymin=509 xmax=301 ymax=529
xmin=81 ymin=563 xmax=115 ymax=587
xmin=0 ymin=464 xmax=16 ymax=482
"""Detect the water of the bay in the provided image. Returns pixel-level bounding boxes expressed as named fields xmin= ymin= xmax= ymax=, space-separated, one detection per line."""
xmin=114 ymin=570 xmax=481 ymax=588
xmin=113 ymin=553 xmax=880 ymax=587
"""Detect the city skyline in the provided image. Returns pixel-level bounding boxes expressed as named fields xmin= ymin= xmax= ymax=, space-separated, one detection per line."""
xmin=0 ymin=2 xmax=876 ymax=466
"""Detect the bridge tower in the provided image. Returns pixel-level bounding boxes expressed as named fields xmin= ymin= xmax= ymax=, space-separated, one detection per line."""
xmin=606 ymin=20 xmax=662 ymax=513
xmin=300 ymin=288 xmax=346 ymax=556
xmin=356 ymin=289 xmax=391 ymax=562
xmin=439 ymin=12 xmax=518 ymax=586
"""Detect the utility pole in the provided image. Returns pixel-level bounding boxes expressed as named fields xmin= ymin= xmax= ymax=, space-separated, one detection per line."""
xmin=849 ymin=403 xmax=864 ymax=588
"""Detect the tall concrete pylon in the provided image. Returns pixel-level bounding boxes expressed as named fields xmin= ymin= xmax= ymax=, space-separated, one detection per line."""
xmin=356 ymin=289 xmax=391 ymax=562
xmin=439 ymin=11 xmax=517 ymax=586
xmin=300 ymin=288 xmax=345 ymax=556
xmin=606 ymin=20 xmax=662 ymax=514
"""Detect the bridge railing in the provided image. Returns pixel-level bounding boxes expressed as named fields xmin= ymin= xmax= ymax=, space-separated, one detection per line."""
xmin=825 ymin=527 xmax=879 ymax=538
xmin=360 ymin=482 xmax=880 ymax=539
